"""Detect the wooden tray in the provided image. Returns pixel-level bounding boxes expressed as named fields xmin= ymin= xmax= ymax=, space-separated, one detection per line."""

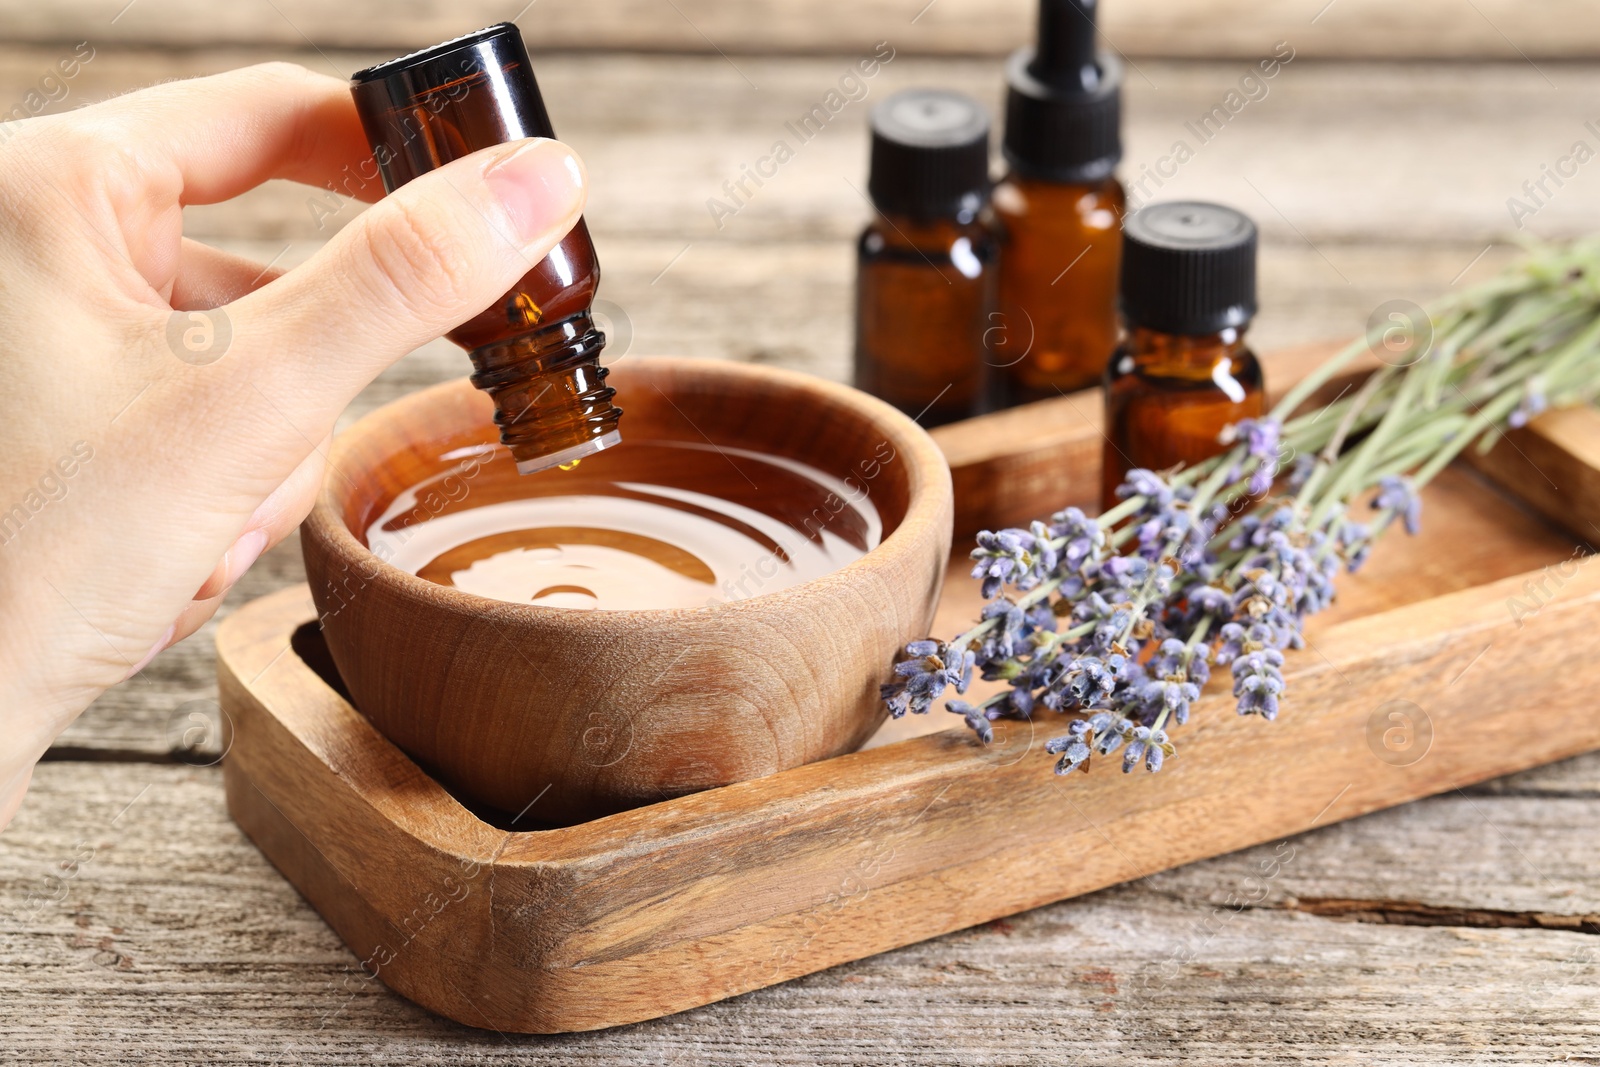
xmin=217 ymin=344 xmax=1600 ymax=1034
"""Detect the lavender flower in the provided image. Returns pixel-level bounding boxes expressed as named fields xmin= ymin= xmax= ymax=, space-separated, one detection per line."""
xmin=970 ymin=521 xmax=1060 ymax=598
xmin=1215 ymin=621 xmax=1280 ymax=666
xmin=1184 ymin=585 xmax=1233 ymax=627
xmin=1053 ymin=653 xmax=1126 ymax=708
xmin=1140 ymin=639 xmax=1207 ymax=725
xmin=1287 ymin=451 xmax=1317 ymax=491
xmin=1372 ymin=474 xmax=1423 ymax=536
xmin=1122 ymin=726 xmax=1151 ymax=773
xmin=1232 ymin=649 xmax=1285 ymax=720
xmin=880 ymin=639 xmax=973 ymax=718
xmin=1221 ymin=417 xmax=1284 ymax=495
xmin=1094 ymin=715 xmax=1136 ymax=757
xmin=1049 ymin=507 xmax=1105 ymax=570
xmin=1117 ymin=468 xmax=1172 ymax=508
xmin=977 ymin=598 xmax=1027 ymax=663
xmin=1336 ymin=519 xmax=1374 ymax=572
xmin=1045 ymin=724 xmax=1093 ymax=774
xmin=1228 ymin=506 xmax=1295 ymax=552
xmin=947 ymin=700 xmax=994 ymax=744
xmin=1231 ymin=571 xmax=1301 ymax=651
xmin=969 ymin=529 xmax=1031 ymax=599
xmin=1509 ymin=381 xmax=1548 ymax=429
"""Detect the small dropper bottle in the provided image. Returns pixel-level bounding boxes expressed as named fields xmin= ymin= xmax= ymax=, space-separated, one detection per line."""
xmin=351 ymin=23 xmax=622 ymax=474
xmin=853 ymin=89 xmax=996 ymax=427
xmin=1102 ymin=201 xmax=1264 ymax=509
xmin=991 ymin=0 xmax=1125 ymax=405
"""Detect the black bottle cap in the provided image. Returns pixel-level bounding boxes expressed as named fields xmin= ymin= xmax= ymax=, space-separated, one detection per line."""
xmin=867 ymin=89 xmax=991 ymax=220
xmin=351 ymin=23 xmax=555 ymax=192
xmin=1121 ymin=202 xmax=1258 ymax=336
xmin=1003 ymin=0 xmax=1122 ymax=183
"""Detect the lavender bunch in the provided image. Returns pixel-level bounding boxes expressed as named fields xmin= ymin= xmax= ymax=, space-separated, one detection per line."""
xmin=880 ymin=241 xmax=1600 ymax=776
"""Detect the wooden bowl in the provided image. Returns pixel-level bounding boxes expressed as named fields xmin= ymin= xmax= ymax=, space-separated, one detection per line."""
xmin=301 ymin=357 xmax=953 ymax=824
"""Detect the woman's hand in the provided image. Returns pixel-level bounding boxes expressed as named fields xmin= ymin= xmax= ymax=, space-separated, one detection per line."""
xmin=0 ymin=62 xmax=588 ymax=828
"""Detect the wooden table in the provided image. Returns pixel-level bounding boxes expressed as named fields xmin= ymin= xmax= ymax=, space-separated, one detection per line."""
xmin=4 ymin=3 xmax=1600 ymax=1061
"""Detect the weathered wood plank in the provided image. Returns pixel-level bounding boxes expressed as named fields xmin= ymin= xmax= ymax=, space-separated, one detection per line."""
xmin=186 ymin=238 xmax=1515 ymax=385
xmin=1471 ymin=751 xmax=1600 ymax=797
xmin=3 ymin=760 xmax=1600 ymax=1062
xmin=4 ymin=48 xmax=1594 ymax=249
xmin=2 ymin=0 xmax=1597 ymax=60
xmin=1470 ymin=404 xmax=1600 ymax=544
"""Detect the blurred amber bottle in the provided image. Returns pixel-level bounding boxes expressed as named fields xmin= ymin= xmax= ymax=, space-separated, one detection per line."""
xmin=1102 ymin=202 xmax=1264 ymax=509
xmin=853 ymin=90 xmax=996 ymax=428
xmin=991 ymin=0 xmax=1125 ymax=405
xmin=352 ymin=23 xmax=622 ymax=474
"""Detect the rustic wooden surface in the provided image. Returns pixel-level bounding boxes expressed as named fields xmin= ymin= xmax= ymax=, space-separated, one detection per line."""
xmin=5 ymin=12 xmax=1600 ymax=1062
xmin=8 ymin=0 xmax=1600 ymax=58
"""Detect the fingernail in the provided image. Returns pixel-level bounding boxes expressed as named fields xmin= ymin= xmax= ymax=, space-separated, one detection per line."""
xmin=125 ymin=622 xmax=177 ymax=682
xmin=194 ymin=528 xmax=269 ymax=603
xmin=228 ymin=528 xmax=269 ymax=587
xmin=484 ymin=139 xmax=586 ymax=247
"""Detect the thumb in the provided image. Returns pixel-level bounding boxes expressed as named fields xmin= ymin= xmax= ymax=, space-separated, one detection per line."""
xmin=234 ymin=136 xmax=587 ymax=408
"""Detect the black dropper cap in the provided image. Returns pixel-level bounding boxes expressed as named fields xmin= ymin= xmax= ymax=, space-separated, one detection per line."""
xmin=351 ymin=23 xmax=556 ymax=193
xmin=1003 ymin=0 xmax=1122 ymax=183
xmin=1121 ymin=202 xmax=1258 ymax=336
xmin=867 ymin=89 xmax=991 ymax=220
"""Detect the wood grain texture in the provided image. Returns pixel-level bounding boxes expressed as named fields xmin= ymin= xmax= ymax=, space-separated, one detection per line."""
xmin=1469 ymin=404 xmax=1600 ymax=545
xmin=157 ymin=55 xmax=1600 ymax=250
xmin=15 ymin=48 xmax=1598 ymax=250
xmin=2 ymin=0 xmax=1596 ymax=58
xmin=3 ymin=758 xmax=1598 ymax=1064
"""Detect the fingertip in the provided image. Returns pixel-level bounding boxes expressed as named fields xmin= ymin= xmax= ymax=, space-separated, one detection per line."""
xmin=192 ymin=527 xmax=269 ymax=602
xmin=482 ymin=138 xmax=588 ymax=248
xmin=123 ymin=622 xmax=178 ymax=682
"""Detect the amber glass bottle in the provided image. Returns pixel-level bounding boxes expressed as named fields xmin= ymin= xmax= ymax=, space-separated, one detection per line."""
xmin=1102 ymin=202 xmax=1264 ymax=508
xmin=854 ymin=89 xmax=995 ymax=427
xmin=991 ymin=0 xmax=1125 ymax=405
xmin=351 ymin=23 xmax=622 ymax=474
